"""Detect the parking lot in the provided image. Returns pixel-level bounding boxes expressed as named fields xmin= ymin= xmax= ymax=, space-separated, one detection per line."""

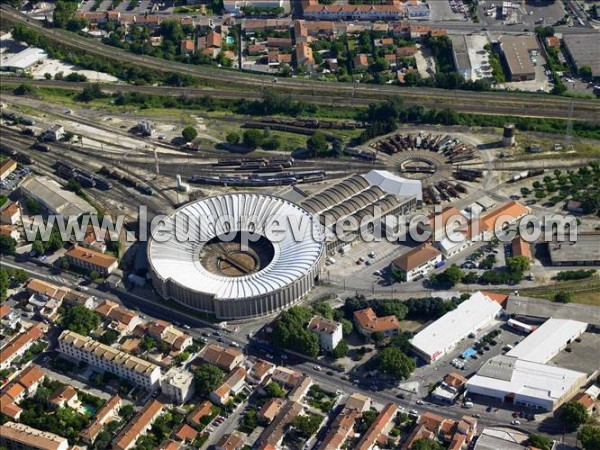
xmin=0 ymin=165 xmax=30 ymax=192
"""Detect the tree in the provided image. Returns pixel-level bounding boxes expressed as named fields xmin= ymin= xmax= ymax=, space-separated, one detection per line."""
xmin=561 ymin=401 xmax=588 ymax=431
xmin=226 ymin=132 xmax=240 ymax=144
xmin=119 ymin=404 xmax=135 ymax=421
xmin=307 ymin=132 xmax=328 ymax=155
xmin=579 ymin=426 xmax=600 ymax=450
xmin=444 ymin=264 xmax=464 ymax=286
xmin=506 ymin=256 xmax=531 ymax=275
xmin=89 ymin=270 xmax=101 ymax=281
xmin=265 ymin=382 xmax=286 ymax=398
xmin=341 ymin=319 xmax=353 ymax=336
xmin=0 ymin=269 xmax=9 ymax=300
xmin=291 ymin=414 xmax=322 ymax=438
xmin=242 ymin=129 xmax=263 ymax=149
xmin=194 ymin=363 xmax=224 ymax=397
xmin=77 ymin=83 xmax=104 ymax=102
xmin=371 ymin=331 xmax=385 ymax=344
xmin=554 ymin=290 xmax=573 ymax=303
xmin=62 ymin=305 xmax=101 ymax=335
xmin=528 ymin=434 xmax=553 ymax=450
xmin=0 ymin=235 xmax=17 ymax=255
xmin=378 ymin=347 xmax=415 ymax=380
xmin=272 ymin=306 xmax=320 ymax=357
xmin=312 ymin=302 xmax=333 ymax=320
xmin=579 ymin=65 xmax=592 ymax=81
xmin=412 ymin=439 xmax=443 ymax=450
xmin=14 ymin=269 xmax=29 ymax=284
xmin=181 ymin=126 xmax=198 ymax=143
xmin=25 ymin=197 xmax=42 ymax=215
xmin=331 ymin=340 xmax=349 ymax=359
xmin=98 ymin=329 xmax=120 ymax=345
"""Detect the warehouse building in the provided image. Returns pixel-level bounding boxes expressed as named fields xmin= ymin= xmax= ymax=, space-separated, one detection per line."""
xmin=0 ymin=159 xmax=17 ymax=181
xmin=0 ymin=47 xmax=47 ymax=73
xmin=20 ymin=176 xmax=96 ymax=219
xmin=506 ymin=318 xmax=587 ymax=364
xmin=58 ymin=330 xmax=161 ymax=390
xmin=451 ymin=35 xmax=472 ymax=80
xmin=498 ymin=35 xmax=539 ymax=81
xmin=410 ymin=292 xmax=503 ymax=363
xmin=465 ymin=355 xmax=586 ymax=411
xmin=301 ymin=170 xmax=420 ymax=251
xmin=506 ymin=295 xmax=600 ymax=329
xmin=562 ymin=34 xmax=600 ymax=79
xmin=548 ymin=232 xmax=600 ymax=266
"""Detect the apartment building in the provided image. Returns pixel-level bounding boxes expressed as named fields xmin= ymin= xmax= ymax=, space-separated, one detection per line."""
xmin=0 ymin=422 xmax=69 ymax=450
xmin=112 ymin=400 xmax=163 ymax=450
xmin=307 ymin=316 xmax=343 ymax=352
xmin=161 ymin=369 xmax=195 ymax=404
xmin=58 ymin=330 xmax=161 ymax=390
xmin=64 ymin=244 xmax=118 ymax=276
xmin=80 ymin=395 xmax=122 ymax=444
xmin=200 ymin=344 xmax=244 ymax=371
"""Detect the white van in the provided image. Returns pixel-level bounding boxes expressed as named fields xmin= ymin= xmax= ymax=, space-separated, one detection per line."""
xmin=463 ymin=401 xmax=474 ymax=408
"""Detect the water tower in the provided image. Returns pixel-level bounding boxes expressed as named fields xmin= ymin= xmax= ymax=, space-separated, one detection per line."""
xmin=503 ymin=123 xmax=516 ymax=147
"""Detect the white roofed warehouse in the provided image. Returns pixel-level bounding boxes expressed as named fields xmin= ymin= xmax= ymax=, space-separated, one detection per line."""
xmin=410 ymin=292 xmax=503 ymax=363
xmin=148 ymin=193 xmax=326 ymax=320
xmin=465 ymin=355 xmax=586 ymax=411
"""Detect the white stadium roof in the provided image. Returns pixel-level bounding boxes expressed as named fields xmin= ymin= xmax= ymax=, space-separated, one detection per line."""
xmin=148 ymin=194 xmax=325 ymax=300
xmin=506 ymin=318 xmax=587 ymax=364
xmin=362 ymin=170 xmax=423 ymax=201
xmin=410 ymin=291 xmax=502 ymax=360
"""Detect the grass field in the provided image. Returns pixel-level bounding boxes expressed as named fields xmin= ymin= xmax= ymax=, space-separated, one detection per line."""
xmin=513 ymin=278 xmax=600 ymax=307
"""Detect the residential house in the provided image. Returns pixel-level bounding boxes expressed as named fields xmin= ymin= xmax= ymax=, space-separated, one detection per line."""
xmin=210 ymin=366 xmax=247 ymax=406
xmin=48 ymin=385 xmax=79 ymax=409
xmin=146 ymin=320 xmax=192 ymax=354
xmin=0 ymin=225 xmax=20 ymax=241
xmin=391 ymin=243 xmax=442 ymax=282
xmin=270 ymin=366 xmax=303 ymax=389
xmin=354 ymin=53 xmax=369 ymax=70
xmin=295 ymin=43 xmax=314 ymax=69
xmin=200 ymin=344 xmax=243 ymax=371
xmin=80 ymin=395 xmax=122 ymax=444
xmin=288 ymin=375 xmax=312 ymax=402
xmin=258 ymin=397 xmax=285 ymax=423
xmin=112 ymin=400 xmax=163 ymax=450
xmin=355 ymin=403 xmax=397 ymax=450
xmin=307 ymin=316 xmax=343 ymax=352
xmin=431 ymin=372 xmax=468 ymax=404
xmin=254 ymin=401 xmax=303 ymax=449
xmin=572 ymin=392 xmax=596 ymax=415
xmin=181 ymin=39 xmax=195 ymax=56
xmin=0 ymin=325 xmax=44 ymax=370
xmin=0 ymin=159 xmax=17 ymax=181
xmin=267 ymin=37 xmax=293 ymax=50
xmin=215 ymin=431 xmax=245 ymax=450
xmin=0 ymin=305 xmax=20 ymax=330
xmin=172 ymin=423 xmax=197 ymax=444
xmin=247 ymin=44 xmax=267 ymax=55
xmin=247 ymin=359 xmax=275 ymax=385
xmin=187 ymin=401 xmax=213 ymax=428
xmin=14 ymin=365 xmax=45 ymax=397
xmin=0 ymin=202 xmax=21 ymax=225
xmin=354 ymin=307 xmax=400 ymax=339
xmin=511 ymin=235 xmax=532 ymax=260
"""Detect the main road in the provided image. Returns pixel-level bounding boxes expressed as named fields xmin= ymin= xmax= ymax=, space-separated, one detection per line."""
xmin=2 ymin=5 xmax=599 ymax=121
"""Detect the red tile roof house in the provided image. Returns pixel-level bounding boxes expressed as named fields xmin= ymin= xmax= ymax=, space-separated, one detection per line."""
xmin=354 ymin=307 xmax=400 ymax=340
xmin=391 ymin=243 xmax=442 ymax=282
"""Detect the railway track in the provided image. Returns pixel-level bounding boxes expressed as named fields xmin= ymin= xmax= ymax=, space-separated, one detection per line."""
xmin=1 ymin=5 xmax=599 ymax=121
xmin=1 ymin=126 xmax=173 ymax=216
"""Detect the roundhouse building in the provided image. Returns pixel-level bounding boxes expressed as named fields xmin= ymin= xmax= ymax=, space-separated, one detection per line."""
xmin=148 ymin=194 xmax=325 ymax=320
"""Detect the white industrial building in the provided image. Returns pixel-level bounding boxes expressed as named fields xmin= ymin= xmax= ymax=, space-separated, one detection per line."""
xmin=466 ymin=355 xmax=586 ymax=411
xmin=362 ymin=170 xmax=423 ymax=202
xmin=0 ymin=47 xmax=47 ymax=73
xmin=410 ymin=292 xmax=503 ymax=362
xmin=20 ymin=176 xmax=96 ymax=219
xmin=506 ymin=318 xmax=587 ymax=364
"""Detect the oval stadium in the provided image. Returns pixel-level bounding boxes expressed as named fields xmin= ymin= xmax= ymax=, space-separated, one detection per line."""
xmin=148 ymin=193 xmax=326 ymax=319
